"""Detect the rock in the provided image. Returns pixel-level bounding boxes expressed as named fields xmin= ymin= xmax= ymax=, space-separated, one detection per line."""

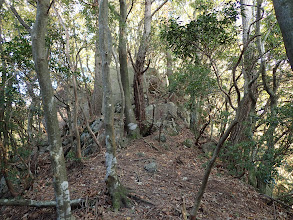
xmin=145 ymin=102 xmax=177 ymax=122
xmin=136 ymin=152 xmax=145 ymax=157
xmin=183 ymin=139 xmax=194 ymax=148
xmin=144 ymin=162 xmax=157 ymax=173
xmin=178 ymin=105 xmax=190 ymax=126
xmin=80 ymin=132 xmax=90 ymax=144
xmin=91 ymin=118 xmax=103 ymax=133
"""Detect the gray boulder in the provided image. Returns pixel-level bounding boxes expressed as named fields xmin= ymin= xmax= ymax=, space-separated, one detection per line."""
xmin=144 ymin=162 xmax=157 ymax=173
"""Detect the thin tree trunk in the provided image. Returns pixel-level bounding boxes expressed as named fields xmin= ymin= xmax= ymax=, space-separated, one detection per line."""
xmin=166 ymin=50 xmax=173 ymax=78
xmin=92 ymin=0 xmax=103 ymax=117
xmin=256 ymin=0 xmax=279 ymax=193
xmin=0 ymin=3 xmax=9 ymax=148
xmin=229 ymin=0 xmax=258 ymax=148
xmin=21 ymin=1 xmax=72 ymax=219
xmin=190 ymin=120 xmax=238 ymax=219
xmin=53 ymin=4 xmax=82 ymax=160
xmin=99 ymin=0 xmax=129 ymax=211
xmin=133 ymin=0 xmax=152 ymax=132
xmin=0 ymin=198 xmax=82 ymax=208
xmin=119 ymin=0 xmax=139 ymax=136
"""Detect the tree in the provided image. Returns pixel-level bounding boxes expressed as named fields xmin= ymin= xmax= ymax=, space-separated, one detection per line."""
xmin=131 ymin=0 xmax=168 ymax=135
xmin=92 ymin=0 xmax=103 ymax=117
xmin=131 ymin=0 xmax=152 ymax=133
xmin=11 ymin=1 xmax=72 ymax=219
xmin=273 ymin=0 xmax=293 ymax=70
xmin=99 ymin=0 xmax=129 ymax=210
xmin=228 ymin=0 xmax=259 ymax=149
xmin=119 ymin=0 xmax=139 ymax=137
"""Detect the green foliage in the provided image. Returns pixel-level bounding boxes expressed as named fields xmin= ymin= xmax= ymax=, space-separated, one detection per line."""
xmin=2 ymin=35 xmax=33 ymax=69
xmin=169 ymin=63 xmax=216 ymax=98
xmin=160 ymin=1 xmax=239 ymax=60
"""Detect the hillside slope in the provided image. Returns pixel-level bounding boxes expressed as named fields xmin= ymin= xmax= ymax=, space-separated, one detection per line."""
xmin=1 ymin=126 xmax=292 ymax=219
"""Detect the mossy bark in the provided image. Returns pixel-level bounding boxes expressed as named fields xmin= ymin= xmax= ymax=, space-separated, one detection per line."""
xmin=119 ymin=0 xmax=140 ymax=137
xmin=99 ymin=0 xmax=129 ymax=210
xmin=30 ymin=1 xmax=72 ymax=219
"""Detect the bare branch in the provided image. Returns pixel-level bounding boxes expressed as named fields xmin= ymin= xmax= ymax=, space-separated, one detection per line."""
xmin=10 ymin=6 xmax=31 ymax=33
xmin=0 ymin=198 xmax=83 ymax=208
xmin=128 ymin=50 xmax=138 ymax=73
xmin=151 ymin=0 xmax=168 ymax=18
xmin=47 ymin=0 xmax=55 ymax=14
xmin=126 ymin=0 xmax=134 ymax=21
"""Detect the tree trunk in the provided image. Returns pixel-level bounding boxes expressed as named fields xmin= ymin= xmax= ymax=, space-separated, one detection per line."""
xmin=53 ymin=4 xmax=82 ymax=160
xmin=272 ymin=0 xmax=293 ymax=70
xmin=256 ymin=0 xmax=279 ymax=193
xmin=133 ymin=0 xmax=152 ymax=133
xmin=31 ymin=1 xmax=72 ymax=219
xmin=0 ymin=2 xmax=9 ymax=147
xmin=0 ymin=198 xmax=82 ymax=208
xmin=99 ymin=0 xmax=129 ymax=211
xmin=166 ymin=50 xmax=173 ymax=78
xmin=229 ymin=0 xmax=258 ymax=148
xmin=190 ymin=120 xmax=238 ymax=219
xmin=92 ymin=0 xmax=103 ymax=117
xmin=119 ymin=0 xmax=139 ymax=137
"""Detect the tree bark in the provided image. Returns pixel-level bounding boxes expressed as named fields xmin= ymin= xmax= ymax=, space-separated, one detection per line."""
xmin=133 ymin=0 xmax=152 ymax=132
xmin=166 ymin=50 xmax=173 ymax=78
xmin=0 ymin=1 xmax=10 ymax=148
xmin=229 ymin=0 xmax=258 ymax=148
xmin=256 ymin=1 xmax=280 ymax=193
xmin=273 ymin=0 xmax=293 ymax=70
xmin=92 ymin=0 xmax=103 ymax=117
xmin=99 ymin=0 xmax=129 ymax=211
xmin=53 ymin=4 xmax=82 ymax=160
xmin=119 ymin=0 xmax=139 ymax=137
xmin=0 ymin=198 xmax=82 ymax=208
xmin=190 ymin=120 xmax=238 ymax=219
xmin=30 ymin=1 xmax=72 ymax=219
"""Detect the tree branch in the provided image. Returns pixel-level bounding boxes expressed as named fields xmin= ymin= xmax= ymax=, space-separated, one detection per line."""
xmin=10 ymin=6 xmax=31 ymax=33
xmin=0 ymin=198 xmax=83 ymax=208
xmin=151 ymin=0 xmax=168 ymax=18
xmin=126 ymin=0 xmax=134 ymax=21
xmin=47 ymin=0 xmax=55 ymax=14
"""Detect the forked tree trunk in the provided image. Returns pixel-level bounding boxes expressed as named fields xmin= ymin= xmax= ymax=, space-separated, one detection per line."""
xmin=133 ymin=0 xmax=151 ymax=133
xmin=119 ymin=0 xmax=139 ymax=136
xmin=30 ymin=1 xmax=72 ymax=219
xmin=229 ymin=0 xmax=258 ymax=149
xmin=99 ymin=0 xmax=129 ymax=211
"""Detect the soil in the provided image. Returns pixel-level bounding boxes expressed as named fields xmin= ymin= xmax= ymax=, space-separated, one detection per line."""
xmin=1 ymin=126 xmax=292 ymax=219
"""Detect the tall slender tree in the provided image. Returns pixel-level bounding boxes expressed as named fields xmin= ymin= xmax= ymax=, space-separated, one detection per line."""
xmin=229 ymin=0 xmax=259 ymax=152
xmin=119 ymin=0 xmax=139 ymax=136
xmin=92 ymin=0 xmax=103 ymax=117
xmin=11 ymin=1 xmax=72 ymax=219
xmin=99 ymin=0 xmax=129 ymax=210
xmin=132 ymin=0 xmax=152 ymax=133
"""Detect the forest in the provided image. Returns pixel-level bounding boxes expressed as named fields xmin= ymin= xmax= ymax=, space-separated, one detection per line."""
xmin=0 ymin=0 xmax=292 ymax=219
